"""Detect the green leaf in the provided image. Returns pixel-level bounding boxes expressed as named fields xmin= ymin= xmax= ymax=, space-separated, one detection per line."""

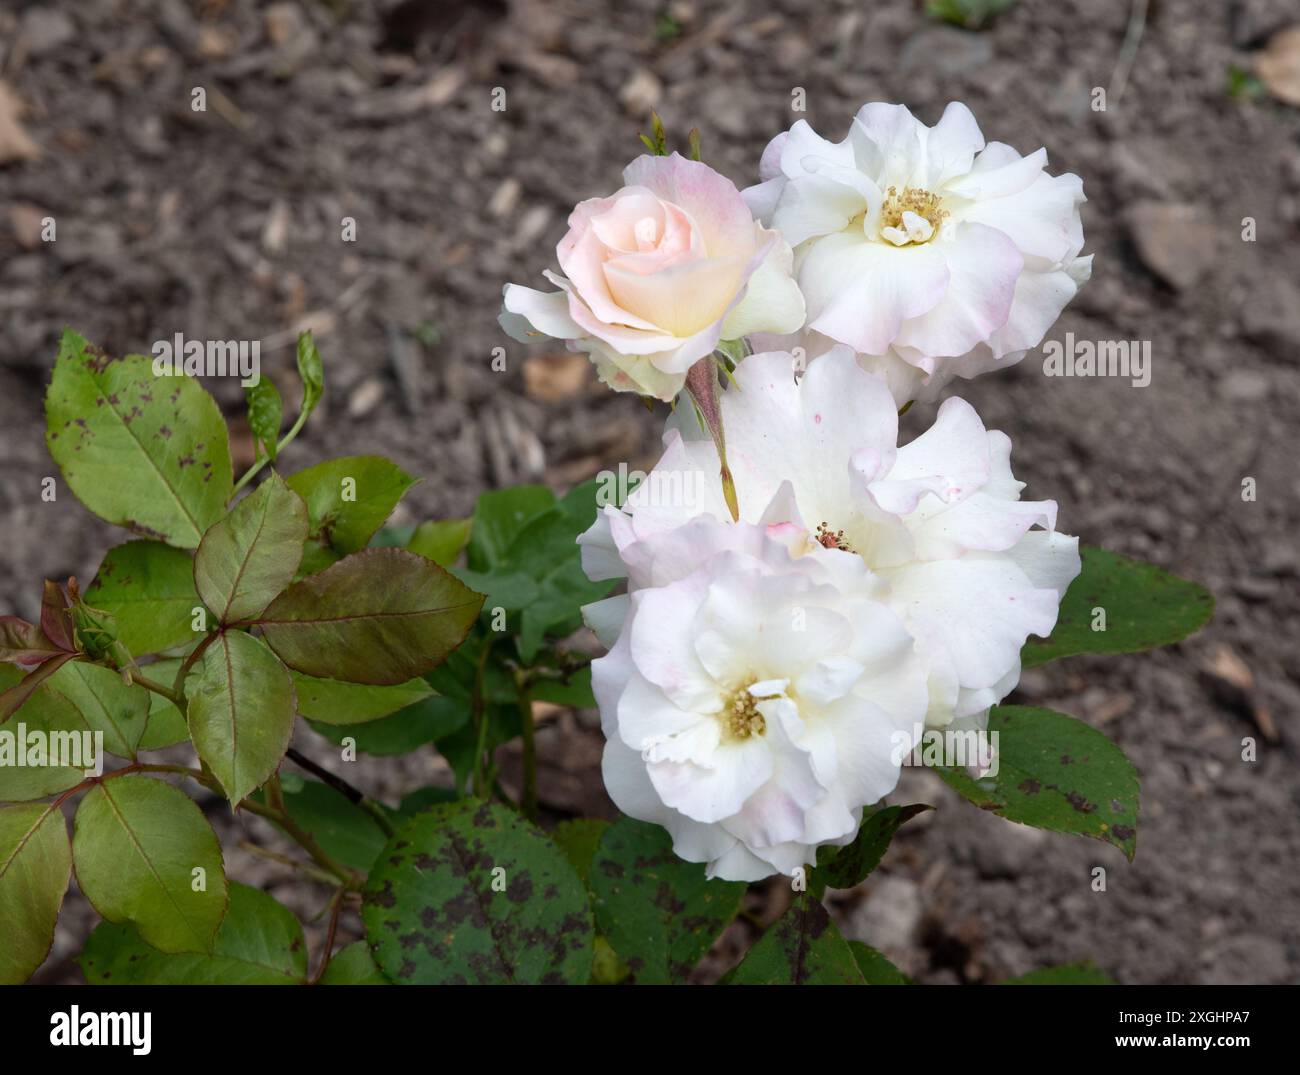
xmin=194 ymin=473 xmax=308 ymax=624
xmin=362 ymin=799 xmax=593 ymax=984
xmin=287 ymin=455 xmax=418 ymax=558
xmin=320 ymin=941 xmax=388 ymax=985
xmin=78 ymin=883 xmax=307 ymax=984
xmin=589 ymin=817 xmax=745 ymax=984
xmin=936 ymin=706 xmax=1140 ymax=860
xmin=296 ymin=332 xmax=324 ymax=417
xmin=309 ymin=695 xmax=468 ymax=756
xmin=496 ymin=481 xmax=616 ymax=661
xmin=44 ymin=660 xmax=150 ymax=758
xmin=291 ymin=670 xmax=433 ymax=726
xmin=44 ymin=329 xmax=233 ymax=548
xmin=1002 ymin=961 xmax=1115 ymax=985
xmin=273 ymin=780 xmax=387 ymax=872
xmin=451 ymin=568 xmax=540 ymax=614
xmin=0 ymin=666 xmax=96 ymax=801
xmin=729 ymin=894 xmax=864 ymax=985
xmin=848 ymin=942 xmax=911 ymax=984
xmin=258 ymin=549 xmax=484 ymax=685
xmin=187 ymin=630 xmax=296 ymax=803
xmin=1023 ymin=547 xmax=1214 ymax=668
xmin=72 ymin=775 xmax=228 ymax=953
xmin=530 ymin=666 xmax=596 ymax=708
xmin=84 ymin=541 xmax=201 ymax=655
xmin=816 ymin=804 xmax=932 ymax=891
xmin=298 ymin=543 xmax=341 ymax=577
xmin=368 ymin=525 xmax=414 ymax=548
xmin=550 ymin=818 xmax=609 ymax=886
xmin=455 ymin=483 xmax=614 ymax=660
xmin=466 ymin=485 xmax=557 ymax=571
xmin=245 ymin=377 xmax=284 ymax=462
xmin=408 ymin=518 xmax=472 ymax=567
xmin=0 ymin=802 xmax=71 ymax=983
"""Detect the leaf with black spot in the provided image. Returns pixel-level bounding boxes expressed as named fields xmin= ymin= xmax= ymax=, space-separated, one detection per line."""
xmin=729 ymin=892 xmax=864 ymax=985
xmin=550 ymin=818 xmax=609 ymax=887
xmin=362 ymin=799 xmax=593 ymax=984
xmin=44 ymin=329 xmax=233 ymax=549
xmin=936 ymin=706 xmax=1140 ymax=860
xmin=589 ymin=817 xmax=745 ymax=984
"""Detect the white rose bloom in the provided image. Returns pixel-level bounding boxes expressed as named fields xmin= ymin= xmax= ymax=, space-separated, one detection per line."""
xmin=743 ymin=102 xmax=1092 ymax=402
xmin=580 ymin=347 xmax=1081 ymax=734
xmin=500 ymin=153 xmax=804 ymax=402
xmin=590 ymin=520 xmax=930 ymax=882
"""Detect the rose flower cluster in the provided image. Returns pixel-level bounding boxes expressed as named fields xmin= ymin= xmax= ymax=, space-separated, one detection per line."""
xmin=502 ymin=102 xmax=1088 ymax=881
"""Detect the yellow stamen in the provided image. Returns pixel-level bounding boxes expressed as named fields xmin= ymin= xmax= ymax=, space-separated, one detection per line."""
xmin=879 ymin=185 xmax=947 ymax=236
xmin=723 ymin=686 xmax=767 ymax=740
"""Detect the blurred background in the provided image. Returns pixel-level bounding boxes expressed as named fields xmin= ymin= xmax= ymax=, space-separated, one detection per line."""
xmin=1 ymin=0 xmax=1297 ymax=984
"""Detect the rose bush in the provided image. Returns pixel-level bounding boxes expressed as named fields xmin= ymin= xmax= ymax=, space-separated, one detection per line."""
xmin=0 ymin=101 xmax=1215 ymax=988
